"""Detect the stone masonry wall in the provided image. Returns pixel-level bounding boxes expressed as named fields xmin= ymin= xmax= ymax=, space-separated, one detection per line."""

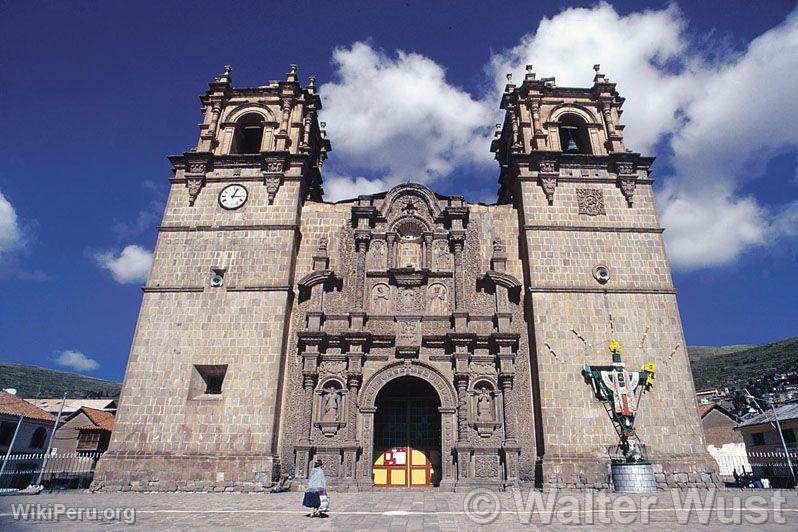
xmin=94 ymin=172 xmax=302 ymax=492
xmin=517 ymin=176 xmax=719 ymax=489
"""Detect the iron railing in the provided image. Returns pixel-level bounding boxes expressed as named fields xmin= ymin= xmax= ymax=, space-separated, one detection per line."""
xmin=712 ymin=450 xmax=798 ymax=488
xmin=0 ymin=452 xmax=101 ymax=491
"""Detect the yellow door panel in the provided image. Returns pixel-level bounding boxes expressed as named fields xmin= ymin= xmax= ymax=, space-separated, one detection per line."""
xmin=390 ymin=469 xmax=405 ymax=485
xmin=410 ymin=468 xmax=427 ymax=485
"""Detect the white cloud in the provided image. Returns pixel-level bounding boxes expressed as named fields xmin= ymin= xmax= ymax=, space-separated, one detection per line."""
xmin=324 ymin=174 xmax=392 ymax=203
xmin=488 ymin=2 xmax=698 ymax=154
xmin=95 ymin=244 xmax=153 ymax=284
xmin=55 ymin=350 xmax=99 ymax=372
xmin=657 ymin=187 xmax=769 ymax=269
xmin=318 ymin=4 xmax=798 ymax=270
xmin=319 ymin=42 xmax=494 ymax=195
xmin=489 ymin=3 xmax=798 ymax=269
xmin=0 ymin=189 xmax=23 ymax=257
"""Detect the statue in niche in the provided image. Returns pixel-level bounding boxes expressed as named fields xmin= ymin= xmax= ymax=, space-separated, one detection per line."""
xmin=397 ymin=239 xmax=421 ymax=269
xmin=434 ymin=242 xmax=450 ymax=270
xmin=322 ymin=388 xmax=340 ymax=421
xmin=372 ymin=283 xmax=391 ymax=314
xmin=428 ymin=283 xmax=448 ymax=314
xmin=477 ymin=388 xmax=493 ymax=422
xmin=368 ymin=240 xmax=386 ymax=270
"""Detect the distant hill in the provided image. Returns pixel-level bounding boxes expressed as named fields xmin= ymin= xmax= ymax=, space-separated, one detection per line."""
xmin=688 ymin=337 xmax=798 ymax=389
xmin=0 ymin=364 xmax=121 ymax=399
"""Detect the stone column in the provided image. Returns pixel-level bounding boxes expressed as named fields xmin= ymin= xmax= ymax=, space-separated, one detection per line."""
xmin=450 ymin=234 xmax=465 ymax=310
xmin=386 ymin=233 xmax=396 ymax=269
xmin=359 ymin=407 xmax=376 ymax=484
xmin=456 ymin=375 xmax=469 ymax=442
xmin=346 ymin=376 xmax=360 ymax=441
xmin=500 ymin=376 xmax=517 ymax=442
xmin=295 ymin=370 xmax=317 ymax=479
xmin=354 ymin=231 xmax=371 ymax=310
xmin=423 ymin=232 xmax=433 ymax=270
xmin=601 ymin=101 xmax=616 ymax=137
xmin=199 ymin=103 xmax=222 ymax=151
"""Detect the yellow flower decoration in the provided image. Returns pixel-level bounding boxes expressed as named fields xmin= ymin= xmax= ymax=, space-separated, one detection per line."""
xmin=644 ymin=361 xmax=656 ymax=373
xmin=609 ymin=340 xmax=621 ymax=354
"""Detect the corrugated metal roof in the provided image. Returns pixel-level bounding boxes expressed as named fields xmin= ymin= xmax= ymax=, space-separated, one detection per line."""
xmin=736 ymin=401 xmax=798 ymax=428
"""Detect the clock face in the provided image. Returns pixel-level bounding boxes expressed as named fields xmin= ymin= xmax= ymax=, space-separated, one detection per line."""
xmin=218 ymin=184 xmax=248 ymax=210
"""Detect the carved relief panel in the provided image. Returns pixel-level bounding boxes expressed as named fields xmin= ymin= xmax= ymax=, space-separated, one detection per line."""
xmin=395 ymin=287 xmax=422 ymax=312
xmin=368 ymin=239 xmax=387 ymax=270
xmin=370 ymin=283 xmax=391 ymax=314
xmin=433 ymin=240 xmax=452 ymax=271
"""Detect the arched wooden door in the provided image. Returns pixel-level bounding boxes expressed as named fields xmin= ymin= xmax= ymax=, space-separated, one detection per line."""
xmin=372 ymin=377 xmax=442 ymax=487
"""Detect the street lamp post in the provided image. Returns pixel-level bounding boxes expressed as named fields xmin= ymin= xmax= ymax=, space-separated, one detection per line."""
xmin=744 ymin=389 xmax=796 ymax=488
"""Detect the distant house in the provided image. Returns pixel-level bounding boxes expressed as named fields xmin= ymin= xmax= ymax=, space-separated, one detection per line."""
xmin=0 ymin=391 xmax=56 ymax=454
xmin=0 ymin=391 xmax=57 ymax=488
xmin=700 ymin=403 xmax=749 ymax=478
xmin=736 ymin=401 xmax=798 ymax=487
xmin=24 ymin=398 xmax=117 ymax=417
xmin=53 ymin=407 xmax=115 ymax=455
xmin=696 ymin=388 xmax=719 ymax=405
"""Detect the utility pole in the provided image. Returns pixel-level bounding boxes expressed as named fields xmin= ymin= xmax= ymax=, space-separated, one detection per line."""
xmin=34 ymin=392 xmax=67 ymax=487
xmin=0 ymin=414 xmax=25 ymax=481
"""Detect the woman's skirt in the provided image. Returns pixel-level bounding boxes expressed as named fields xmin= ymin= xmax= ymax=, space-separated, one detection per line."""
xmin=302 ymin=489 xmax=321 ymax=509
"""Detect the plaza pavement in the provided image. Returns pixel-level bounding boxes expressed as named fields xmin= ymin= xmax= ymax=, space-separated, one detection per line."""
xmin=0 ymin=488 xmax=796 ymax=531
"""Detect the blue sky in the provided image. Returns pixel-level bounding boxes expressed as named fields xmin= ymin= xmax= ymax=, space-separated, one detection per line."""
xmin=1 ymin=1 xmax=797 ymax=381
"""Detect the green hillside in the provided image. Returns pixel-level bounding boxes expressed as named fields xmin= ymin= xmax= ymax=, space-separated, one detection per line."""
xmin=0 ymin=364 xmax=121 ymax=398
xmin=688 ymin=337 xmax=798 ymax=389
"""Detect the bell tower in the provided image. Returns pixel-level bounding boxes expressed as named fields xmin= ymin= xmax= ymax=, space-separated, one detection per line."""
xmin=493 ymin=66 xmax=717 ymax=488
xmin=94 ymin=65 xmax=331 ymax=492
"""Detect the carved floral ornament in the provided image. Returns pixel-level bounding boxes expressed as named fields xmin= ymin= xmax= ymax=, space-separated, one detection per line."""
xmin=616 ymin=161 xmax=635 ymax=175
xmin=618 ymin=178 xmax=636 ymax=207
xmin=187 ymin=161 xmax=208 ymax=175
xmin=576 ymin=188 xmax=606 ymax=216
xmin=539 ymin=176 xmax=557 ymax=206
xmin=186 ymin=178 xmax=205 ymax=206
xmin=264 ymin=175 xmax=281 ymax=205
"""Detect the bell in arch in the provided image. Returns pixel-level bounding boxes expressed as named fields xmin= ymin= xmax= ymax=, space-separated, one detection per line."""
xmin=563 ymin=126 xmax=579 ymax=153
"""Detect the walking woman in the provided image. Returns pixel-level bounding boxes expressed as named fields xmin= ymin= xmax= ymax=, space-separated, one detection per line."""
xmin=303 ymin=458 xmax=327 ymax=517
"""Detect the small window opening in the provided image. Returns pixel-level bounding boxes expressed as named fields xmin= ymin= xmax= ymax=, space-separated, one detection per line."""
xmin=29 ymin=427 xmax=47 ymax=449
xmin=194 ymin=364 xmax=228 ymax=395
xmin=0 ymin=423 xmax=14 ymax=446
xmin=231 ymin=113 xmax=265 ymax=154
xmin=558 ymin=114 xmax=592 ymax=154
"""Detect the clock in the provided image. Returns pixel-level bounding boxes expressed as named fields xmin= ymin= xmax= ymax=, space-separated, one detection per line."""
xmin=218 ymin=184 xmax=248 ymax=210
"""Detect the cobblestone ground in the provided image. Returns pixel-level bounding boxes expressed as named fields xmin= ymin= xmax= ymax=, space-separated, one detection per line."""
xmin=0 ymin=488 xmax=796 ymax=531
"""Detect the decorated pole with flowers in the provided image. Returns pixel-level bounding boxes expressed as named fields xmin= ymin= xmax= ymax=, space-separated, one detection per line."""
xmin=581 ymin=340 xmax=656 ymax=464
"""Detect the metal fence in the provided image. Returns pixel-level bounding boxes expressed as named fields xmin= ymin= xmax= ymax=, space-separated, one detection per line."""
xmin=0 ymin=452 xmax=101 ymax=491
xmin=713 ymin=450 xmax=798 ymax=488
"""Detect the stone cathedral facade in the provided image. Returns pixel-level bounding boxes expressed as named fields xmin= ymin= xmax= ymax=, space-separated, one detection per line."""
xmin=93 ymin=65 xmax=719 ymax=491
